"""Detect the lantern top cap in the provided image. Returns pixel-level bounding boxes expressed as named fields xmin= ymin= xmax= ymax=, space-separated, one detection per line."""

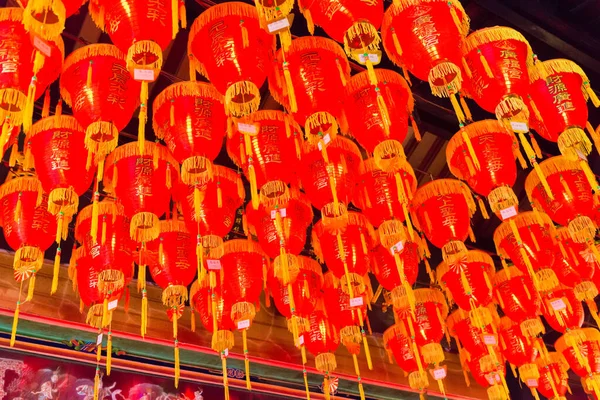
xmin=361 ymin=156 xmax=417 ymax=181
xmin=0 ymin=7 xmax=23 ymax=22
xmin=412 ymin=178 xmax=476 ymax=214
xmin=75 ymin=200 xmax=124 ymax=240
xmin=464 ymin=26 xmax=533 ymax=67
xmin=524 ymin=155 xmax=587 ymax=201
xmin=493 ymin=210 xmax=555 ymax=250
xmin=555 ymin=328 xmax=600 ymax=354
xmin=312 ymin=211 xmax=375 ymax=239
xmin=223 ymin=238 xmax=265 ymax=256
xmin=0 ymin=175 xmax=42 ymax=200
xmin=528 ymin=58 xmax=588 ymax=83
xmin=382 ymin=0 xmax=470 ymax=36
xmin=28 ymin=115 xmax=84 ymax=139
xmin=303 ymin=134 xmax=363 ymax=159
xmin=106 ymin=141 xmax=179 ymax=169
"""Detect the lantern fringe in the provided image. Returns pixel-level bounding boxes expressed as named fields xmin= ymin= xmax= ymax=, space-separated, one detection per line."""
xmin=421 ymin=343 xmax=445 ymax=365
xmin=284 ymin=36 xmax=350 ymax=75
xmin=108 ymin=141 xmax=179 ymax=172
xmin=574 ymin=280 xmax=598 ymax=302
xmin=98 ymin=269 xmax=125 ymax=298
xmin=493 ymin=211 xmax=554 ymax=250
xmin=568 ymin=215 xmax=597 ymax=244
xmin=373 ymin=139 xmax=406 ymax=173
xmin=28 ymin=115 xmax=83 ymax=141
xmin=223 ymin=238 xmax=265 ymax=256
xmin=464 ymin=27 xmax=533 ymax=68
xmin=26 ymin=274 xmax=36 ymax=302
xmin=557 ymin=127 xmax=593 ymax=160
xmin=225 ymin=81 xmax=261 ymax=118
xmin=0 ymin=7 xmax=23 ymax=22
xmin=152 ymin=81 xmax=223 ymax=136
xmin=384 ymin=0 xmax=469 ymax=35
xmin=436 ymin=250 xmax=494 ymax=283
xmin=0 ymin=89 xmax=26 ymax=127
xmin=344 ymin=20 xmax=381 ymax=55
xmin=345 ymin=69 xmax=414 ymax=114
xmin=260 ymin=180 xmax=290 ymax=208
xmin=61 ymin=44 xmax=125 ymax=105
xmin=496 ymin=96 xmax=530 ymax=125
xmin=315 ymin=352 xmax=337 ymax=373
xmin=231 ymin=301 xmax=256 ymax=323
xmin=48 ymin=187 xmax=79 ymax=216
xmin=162 ymin=285 xmax=188 ymax=308
xmin=528 ymin=58 xmax=588 ymax=83
xmin=524 ymin=155 xmax=584 ymax=200
xmin=75 ymin=201 xmax=121 ymax=240
xmin=84 ymin=121 xmax=119 ymax=157
xmin=408 ymin=371 xmax=429 ymax=394
xmin=14 ymin=246 xmax=44 ymax=281
xmin=130 ymin=212 xmax=160 ymax=243
xmin=181 ymin=156 xmax=213 ymax=186
xmin=0 ymin=176 xmax=42 ymax=206
xmin=211 ymin=330 xmax=234 ymax=353
xmin=303 ymin=111 xmax=338 ymax=145
xmin=487 ymin=186 xmax=519 ymax=214
xmin=428 ymin=62 xmax=463 ymax=98
xmin=126 ymin=40 xmax=163 ymax=77
xmin=412 ymin=179 xmax=476 ymax=216
xmin=86 ymin=303 xmax=110 ymax=329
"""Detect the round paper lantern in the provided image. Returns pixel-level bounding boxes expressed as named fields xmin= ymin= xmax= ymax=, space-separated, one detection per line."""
xmin=492 ymin=266 xmax=543 ymax=339
xmin=60 ymin=44 xmax=140 ymax=171
xmin=465 ymin=352 xmax=509 ymax=400
xmin=381 ymin=0 xmax=470 ymax=122
xmin=188 ymin=2 xmax=275 ymax=117
xmin=555 ymin=328 xmax=600 ymax=396
xmin=269 ymin=36 xmax=350 ymax=136
xmin=105 ymin=141 xmax=179 ymax=243
xmin=493 ymin=211 xmax=558 ymax=292
xmin=436 ymin=250 xmax=495 ymax=311
xmin=153 ymin=81 xmax=226 ymax=186
xmin=528 ymin=59 xmax=600 ymax=161
xmin=541 ymin=286 xmax=584 ymax=333
xmin=20 ymin=0 xmax=87 ymax=40
xmin=226 ymin=110 xmax=302 ymax=207
xmin=497 ymin=317 xmax=539 ymax=369
xmin=411 ymin=178 xmax=475 ymax=262
xmin=246 ymin=187 xmax=312 ymax=259
xmin=304 ymin=308 xmax=340 ymax=397
xmin=536 ymin=352 xmax=570 ymax=400
xmin=447 ymin=307 xmax=497 ymax=361
xmin=370 ymin=241 xmax=419 ymax=292
xmin=525 ymin=156 xmax=600 ymax=262
xmin=299 ymin=136 xmax=363 ymax=213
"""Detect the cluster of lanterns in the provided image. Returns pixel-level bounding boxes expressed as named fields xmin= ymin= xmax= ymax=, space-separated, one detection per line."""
xmin=1 ymin=0 xmax=600 ymax=399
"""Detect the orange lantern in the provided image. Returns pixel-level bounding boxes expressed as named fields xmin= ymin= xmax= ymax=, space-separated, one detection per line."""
xmin=556 ymin=328 xmax=600 ymax=399
xmin=465 ymin=351 xmax=509 ymax=400
xmin=536 ymin=352 xmax=570 ymax=400
xmin=20 ymin=0 xmax=87 ymax=40
xmin=188 ymin=2 xmax=275 ymax=118
xmin=497 ymin=317 xmax=540 ymax=386
xmin=381 ymin=0 xmax=470 ymax=122
xmin=304 ymin=308 xmax=340 ymax=400
xmin=541 ymin=286 xmax=584 ymax=333
xmin=446 ymin=306 xmax=498 ymax=362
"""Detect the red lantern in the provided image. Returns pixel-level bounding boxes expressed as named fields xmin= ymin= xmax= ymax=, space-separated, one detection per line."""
xmin=525 ymin=156 xmax=600 ymax=262
xmin=446 ymin=307 xmax=497 ymax=361
xmin=188 ymin=2 xmax=275 ymax=117
xmin=0 ymin=8 xmax=64 ymax=136
xmin=436 ymin=250 xmax=494 ymax=311
xmin=381 ymin=0 xmax=470 ymax=122
xmin=492 ymin=267 xmax=543 ymax=339
xmin=556 ymin=328 xmax=600 ymax=385
xmin=60 ymin=44 xmax=140 ymax=173
xmin=226 ymin=110 xmax=302 ymax=207
xmin=496 ymin=317 xmax=539 ymax=369
xmin=465 ymin=352 xmax=509 ymax=400
xmin=105 ymin=141 xmax=178 ymax=243
xmin=536 ymin=352 xmax=570 ymax=400
xmin=541 ymin=286 xmax=584 ymax=333
xmin=528 ymin=59 xmax=600 ymax=160
xmin=370 ymin=241 xmax=419 ymax=291
xmin=304 ymin=308 xmax=340 ymax=398
xmin=446 ymin=120 xmax=521 ymax=218
xmin=269 ymin=36 xmax=350 ymax=136
xmin=153 ymin=81 xmax=226 ymax=186
xmin=493 ymin=211 xmax=558 ymax=292
xmin=246 ymin=187 xmax=312 ymax=259
xmin=20 ymin=0 xmax=87 ymax=40
xmin=411 ymin=179 xmax=475 ymax=262
xmin=300 ymin=136 xmax=363 ymax=213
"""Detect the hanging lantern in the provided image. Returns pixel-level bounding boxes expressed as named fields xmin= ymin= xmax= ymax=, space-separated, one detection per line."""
xmin=252 ymin=0 xmax=294 ymax=50
xmin=269 ymin=36 xmax=350 ymax=136
xmin=0 ymin=8 xmax=64 ymax=136
xmin=528 ymin=59 xmax=600 ymax=162
xmin=381 ymin=0 xmax=470 ymax=122
xmin=153 ymin=81 xmax=226 ymax=187
xmin=105 ymin=141 xmax=179 ymax=243
xmin=536 ymin=352 xmax=570 ymax=400
xmin=20 ymin=0 xmax=87 ymax=41
xmin=436 ymin=250 xmax=495 ymax=312
xmin=89 ymin=0 xmax=184 ymax=150
xmin=226 ymin=110 xmax=302 ymax=208
xmin=525 ymin=155 xmax=600 ymax=262
xmin=541 ymin=286 xmax=584 ymax=333
xmin=370 ymin=240 xmax=420 ymax=293
xmin=59 ymin=44 xmax=140 ymax=180
xmin=497 ymin=317 xmax=539 ymax=380
xmin=188 ymin=2 xmax=275 ymax=118
xmin=492 ymin=266 xmax=544 ymax=339
xmin=446 ymin=120 xmax=521 ymax=218
xmin=465 ymin=351 xmax=509 ymax=400
xmin=555 ymin=327 xmax=600 ymax=397
xmin=344 ymin=69 xmax=414 ymax=171
xmin=411 ymin=179 xmax=476 ymax=263
xmin=446 ymin=306 xmax=498 ymax=361
xmin=304 ymin=308 xmax=340 ymax=400
xmin=300 ymin=136 xmax=363 ymax=215
xmin=147 ymin=220 xmax=196 ymax=387
xmin=493 ymin=211 xmax=558 ymax=292
xmin=0 ymin=173 xmax=56 ymax=347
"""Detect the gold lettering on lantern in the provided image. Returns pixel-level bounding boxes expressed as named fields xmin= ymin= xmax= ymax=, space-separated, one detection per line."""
xmin=147 ymin=0 xmax=168 ymax=25
xmin=299 ymin=52 xmax=325 ymax=96
xmin=414 ymin=303 xmax=432 ymax=331
xmin=412 ymin=14 xmax=440 ymax=51
xmin=437 ymin=194 xmax=458 ymax=228
xmin=89 ymin=268 xmax=99 ymax=288
xmin=133 ymin=158 xmax=154 ymax=198
xmin=572 ymin=171 xmax=593 ymax=203
xmin=478 ymin=134 xmax=503 ymax=175
xmin=209 ymin=21 xmax=236 ymax=67
xmin=499 ymin=46 xmax=523 ymax=81
xmin=107 ymin=63 xmax=129 ymax=110
xmin=0 ymin=32 xmax=19 ymax=73
xmin=192 ymin=98 xmax=215 ymax=140
xmin=547 ymin=75 xmax=575 ymax=114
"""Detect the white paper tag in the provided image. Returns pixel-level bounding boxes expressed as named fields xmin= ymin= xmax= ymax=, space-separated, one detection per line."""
xmin=486 ymin=373 xmax=501 ymax=385
xmin=390 ymin=240 xmax=404 ymax=255
xmin=133 ymin=68 xmax=155 ymax=81
xmin=33 ymin=36 xmax=52 ymax=57
xmin=526 ymin=379 xmax=539 ymax=388
xmin=270 ymin=208 xmax=287 ymax=219
xmin=550 ymin=298 xmax=566 ymax=311
xmin=237 ymin=122 xmax=258 ymax=134
xmin=499 ymin=206 xmax=518 ymax=220
xmin=207 ymin=259 xmax=222 ymax=270
xmin=510 ymin=121 xmax=528 ymax=133
xmin=350 ymin=297 xmax=364 ymax=307
xmin=237 ymin=319 xmax=250 ymax=330
xmin=357 ymin=53 xmax=381 ymax=64
xmin=297 ymin=335 xmax=305 ymax=346
xmin=432 ymin=367 xmax=447 ymax=380
xmin=267 ymin=17 xmax=290 ymax=33
xmin=108 ymin=299 xmax=118 ymax=311
xmin=223 ymin=348 xmax=229 ymax=357
xmin=96 ymin=334 xmax=103 ymax=345
xmin=483 ymin=334 xmax=498 ymax=345
xmin=576 ymin=149 xmax=588 ymax=161
xmin=317 ymin=134 xmax=331 ymax=150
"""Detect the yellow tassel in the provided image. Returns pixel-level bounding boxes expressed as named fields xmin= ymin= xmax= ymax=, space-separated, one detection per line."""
xmin=152 ymin=143 xmax=160 ymax=171
xmin=222 ymin=355 xmax=230 ymax=400
xmin=477 ymin=196 xmax=490 ymax=219
xmin=391 ymin=29 xmax=402 ymax=56
xmin=171 ymin=0 xmax=179 ymax=39
xmin=243 ymin=329 xmax=251 ymax=390
xmin=26 ymin=274 xmax=36 ymax=302
xmin=96 ymin=333 xmax=102 ymax=362
xmin=282 ymin=61 xmax=298 ymax=112
xmin=402 ymin=67 xmax=412 ymax=86
xmin=468 ymin=226 xmax=476 ymax=242
xmin=8 ymin=142 xmax=17 ymax=168
xmin=303 ymin=8 xmax=314 ymax=35
xmin=55 ymin=100 xmax=63 ymax=116
xmin=460 ymin=96 xmax=473 ymax=121
xmin=462 ymin=130 xmax=481 ymax=170
xmin=529 ymin=97 xmax=543 ymax=121
xmin=139 ymin=82 xmax=149 ymax=155
xmin=179 ymin=0 xmax=186 ymax=29
xmin=449 ymin=5 xmax=463 ymax=33
xmin=295 ymin=134 xmax=302 ymax=159
xmin=10 ymin=300 xmax=19 ymax=347
xmin=51 ymin=248 xmax=61 ymax=295
xmin=240 ymin=20 xmax=249 ymax=48
xmin=189 ymin=55 xmax=197 ymax=82
xmin=80 ymin=298 xmax=84 ymax=313
xmin=410 ymin=116 xmax=421 ymax=141
xmin=248 ymin=164 xmax=259 ymax=209
xmin=106 ymin=332 xmax=112 ymax=375
xmin=479 ymin=51 xmax=494 ymax=78
xmin=323 ymin=377 xmax=330 ymax=400
xmin=93 ymin=369 xmax=100 ymax=400
xmin=361 ymin=327 xmax=373 ymax=370
xmin=102 ymin=297 xmax=109 ymax=328
xmin=101 ymin=217 xmax=107 ymax=245
xmin=360 ymin=231 xmax=369 ymax=254
xmin=87 ymin=61 xmax=93 ymax=87
xmin=174 ymin=341 xmax=180 ymax=388
xmin=217 ymin=185 xmax=223 ymax=208
xmin=14 ymin=193 xmax=22 ymax=222
xmin=533 ymin=162 xmax=554 ymax=199
xmin=585 ymin=83 xmax=600 ymax=108
xmin=336 ymin=58 xmax=347 ymax=87
xmin=91 ymin=193 xmax=99 ymax=242
xmin=377 ymin=92 xmax=391 ymax=136
xmin=141 ymin=289 xmax=148 ymax=337
xmin=23 ymin=77 xmax=36 ymax=133
xmin=191 ymin=308 xmax=196 ymax=332
xmin=560 ymin=175 xmax=573 ymax=199
xmin=42 ymin=89 xmax=51 ymax=118
xmin=450 ymin=93 xmax=466 ymax=123
xmin=424 ymin=258 xmax=435 ymax=283
xmin=530 ymin=134 xmax=542 ymax=159
xmin=462 ymin=58 xmax=472 ymax=78
xmin=366 ymin=60 xmax=378 ymax=86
